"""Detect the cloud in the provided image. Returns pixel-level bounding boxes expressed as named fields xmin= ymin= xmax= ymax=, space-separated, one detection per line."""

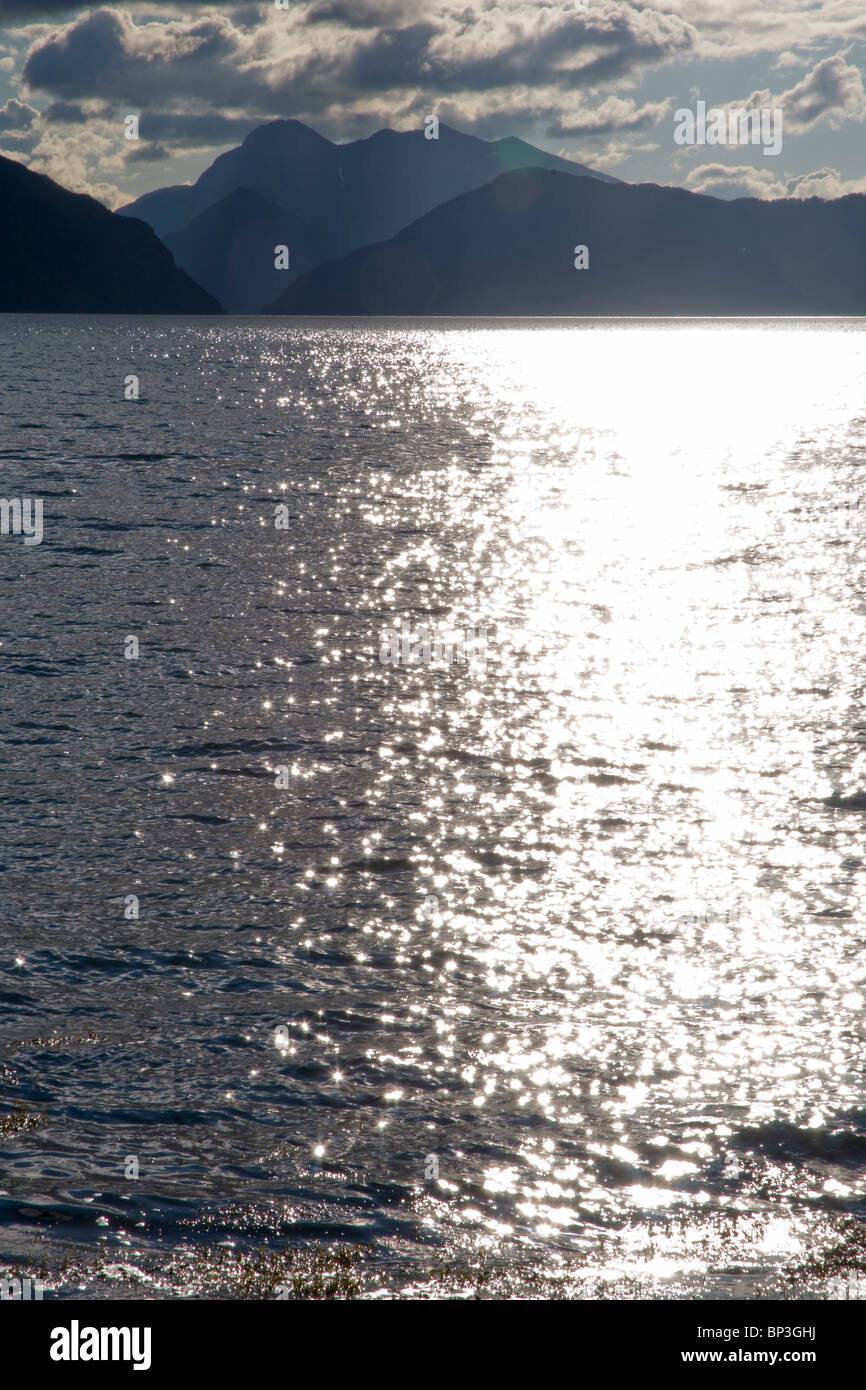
xmin=42 ymin=99 xmax=92 ymax=123
xmin=684 ymin=159 xmax=866 ymax=201
xmin=413 ymin=4 xmax=694 ymax=94
xmin=658 ymin=0 xmax=866 ymax=62
xmin=0 ymin=0 xmax=79 ymax=12
xmin=22 ymin=9 xmax=252 ymax=104
xmin=0 ymin=95 xmax=38 ymax=131
xmin=0 ymin=128 xmax=39 ymax=151
xmin=586 ymin=138 xmax=660 ymax=170
xmin=40 ymin=100 xmax=258 ymax=147
xmin=137 ymin=110 xmax=259 ymax=143
xmin=7 ymin=0 xmax=699 ymax=200
xmin=306 ymin=0 xmax=411 ymax=29
xmin=743 ymin=55 xmax=866 ymax=133
xmin=684 ymin=162 xmax=787 ymax=199
xmin=781 ymin=54 xmax=866 ymax=127
xmin=0 ymin=96 xmax=40 ymax=149
xmin=123 ymin=139 xmax=170 ymax=162
xmin=546 ymin=96 xmax=670 ymax=138
xmin=0 ymin=0 xmax=239 ymax=13
xmin=19 ymin=3 xmax=694 ymax=128
xmin=786 ymin=166 xmax=866 ymax=198
xmin=9 ymin=2 xmax=866 ymax=209
xmin=12 ymin=121 xmax=122 ymax=204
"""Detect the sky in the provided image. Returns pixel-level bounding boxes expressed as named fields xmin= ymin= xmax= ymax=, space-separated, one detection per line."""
xmin=1 ymin=0 xmax=866 ymax=209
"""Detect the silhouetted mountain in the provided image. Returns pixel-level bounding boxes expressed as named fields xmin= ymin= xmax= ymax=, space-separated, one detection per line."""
xmin=164 ymin=187 xmax=316 ymax=314
xmin=120 ymin=119 xmax=616 ymax=312
xmin=269 ymin=168 xmax=866 ymax=315
xmin=0 ymin=153 xmax=221 ymax=314
xmin=120 ymin=121 xmax=335 ymax=241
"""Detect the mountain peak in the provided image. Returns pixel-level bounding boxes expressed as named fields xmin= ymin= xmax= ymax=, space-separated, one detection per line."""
xmin=490 ymin=134 xmax=621 ymax=183
xmin=240 ymin=118 xmax=335 ymax=151
xmin=355 ymin=122 xmax=475 ymax=145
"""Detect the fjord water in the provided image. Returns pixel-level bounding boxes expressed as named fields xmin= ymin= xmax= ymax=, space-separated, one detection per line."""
xmin=2 ymin=316 xmax=866 ymax=1299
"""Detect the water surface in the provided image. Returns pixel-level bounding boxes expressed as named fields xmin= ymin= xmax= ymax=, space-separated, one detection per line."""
xmin=1 ymin=316 xmax=866 ymax=1298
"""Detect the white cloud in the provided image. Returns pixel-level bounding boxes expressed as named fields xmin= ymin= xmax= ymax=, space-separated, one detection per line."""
xmin=743 ymin=54 xmax=866 ymax=132
xmin=659 ymin=0 xmax=866 ymax=61
xmin=684 ymin=161 xmax=787 ymax=199
xmin=786 ymin=166 xmax=866 ymax=197
xmin=0 ymin=95 xmax=38 ymax=129
xmin=684 ymin=159 xmax=866 ymax=201
xmin=546 ymin=96 xmax=670 ymax=138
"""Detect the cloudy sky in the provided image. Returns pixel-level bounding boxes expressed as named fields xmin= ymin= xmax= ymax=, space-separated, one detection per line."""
xmin=1 ymin=0 xmax=865 ymax=208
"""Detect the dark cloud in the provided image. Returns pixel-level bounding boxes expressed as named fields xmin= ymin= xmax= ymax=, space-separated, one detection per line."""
xmin=20 ymin=3 xmax=695 ymax=134
xmin=341 ymin=24 xmax=439 ymax=93
xmin=23 ymin=9 xmax=246 ymax=104
xmin=229 ymin=4 xmax=265 ymax=28
xmin=306 ymin=0 xmax=410 ymax=30
xmin=0 ymin=0 xmax=79 ymax=12
xmin=140 ymin=110 xmax=258 ymax=143
xmin=45 ymin=99 xmax=259 ymax=146
xmin=43 ymin=99 xmax=110 ymax=122
xmin=338 ymin=9 xmax=692 ymax=98
xmin=0 ymin=0 xmax=240 ymax=13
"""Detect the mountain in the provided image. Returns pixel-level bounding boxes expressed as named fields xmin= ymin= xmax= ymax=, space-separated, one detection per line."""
xmin=163 ymin=187 xmax=317 ymax=314
xmin=119 ymin=120 xmax=337 ymax=242
xmin=119 ymin=119 xmax=617 ymax=313
xmin=268 ymin=168 xmax=866 ymax=316
xmin=0 ymin=153 xmax=221 ymax=314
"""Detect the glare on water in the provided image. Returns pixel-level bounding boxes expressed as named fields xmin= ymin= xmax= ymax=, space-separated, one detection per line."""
xmin=2 ymin=317 xmax=866 ymax=1297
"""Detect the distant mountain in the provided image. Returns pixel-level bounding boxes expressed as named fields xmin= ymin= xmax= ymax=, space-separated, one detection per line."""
xmin=119 ymin=119 xmax=617 ymax=313
xmin=0 ymin=153 xmax=220 ymax=314
xmin=163 ymin=187 xmax=317 ymax=314
xmin=269 ymin=168 xmax=866 ymax=316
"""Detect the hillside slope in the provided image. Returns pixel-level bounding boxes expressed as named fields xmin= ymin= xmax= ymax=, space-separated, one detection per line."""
xmin=0 ymin=154 xmax=221 ymax=313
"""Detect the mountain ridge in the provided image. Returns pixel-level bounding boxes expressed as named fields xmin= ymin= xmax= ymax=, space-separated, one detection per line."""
xmin=120 ymin=118 xmax=617 ymax=312
xmin=267 ymin=166 xmax=866 ymax=316
xmin=0 ymin=153 xmax=221 ymax=313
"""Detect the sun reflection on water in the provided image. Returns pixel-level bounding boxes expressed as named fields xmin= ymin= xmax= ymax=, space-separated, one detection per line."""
xmin=6 ymin=318 xmax=866 ymax=1298
xmin=353 ymin=321 xmax=866 ymax=1290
